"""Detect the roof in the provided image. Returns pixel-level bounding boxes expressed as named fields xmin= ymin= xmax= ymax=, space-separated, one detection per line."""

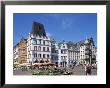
xmin=57 ymin=37 xmax=95 ymax=50
xmin=31 ymin=21 xmax=46 ymax=37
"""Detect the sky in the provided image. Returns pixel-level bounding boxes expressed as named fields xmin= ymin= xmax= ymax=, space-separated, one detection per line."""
xmin=14 ymin=13 xmax=97 ymax=46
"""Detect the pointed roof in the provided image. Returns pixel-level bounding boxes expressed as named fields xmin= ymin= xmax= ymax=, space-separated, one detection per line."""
xmin=31 ymin=21 xmax=46 ymax=36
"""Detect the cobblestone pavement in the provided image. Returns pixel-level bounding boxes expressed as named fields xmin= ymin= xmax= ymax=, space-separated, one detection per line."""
xmin=13 ymin=69 xmax=32 ymax=75
xmin=13 ymin=65 xmax=97 ymax=75
xmin=72 ymin=65 xmax=97 ymax=75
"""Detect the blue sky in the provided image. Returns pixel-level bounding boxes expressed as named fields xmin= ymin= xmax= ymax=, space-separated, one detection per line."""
xmin=14 ymin=13 xmax=97 ymax=46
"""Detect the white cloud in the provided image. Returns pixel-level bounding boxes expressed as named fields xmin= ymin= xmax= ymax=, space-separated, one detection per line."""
xmin=46 ymin=32 xmax=51 ymax=37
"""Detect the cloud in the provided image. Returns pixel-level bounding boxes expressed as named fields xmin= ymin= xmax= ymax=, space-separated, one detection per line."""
xmin=46 ymin=32 xmax=52 ymax=37
xmin=61 ymin=18 xmax=73 ymax=29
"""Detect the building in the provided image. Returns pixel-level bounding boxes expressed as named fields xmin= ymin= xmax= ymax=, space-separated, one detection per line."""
xmin=51 ymin=41 xmax=80 ymax=67
xmin=51 ymin=39 xmax=59 ymax=66
xmin=27 ymin=21 xmax=52 ymax=64
xmin=13 ymin=43 xmax=19 ymax=63
xmin=13 ymin=38 xmax=27 ymax=64
xmin=58 ymin=41 xmax=69 ymax=67
xmin=51 ymin=38 xmax=97 ymax=67
xmin=80 ymin=37 xmax=96 ymax=65
xmin=13 ymin=21 xmax=97 ymax=67
xmin=67 ymin=42 xmax=80 ymax=67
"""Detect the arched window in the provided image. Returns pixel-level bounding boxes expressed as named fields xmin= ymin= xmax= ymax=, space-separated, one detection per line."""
xmin=34 ymin=46 xmax=37 ymax=50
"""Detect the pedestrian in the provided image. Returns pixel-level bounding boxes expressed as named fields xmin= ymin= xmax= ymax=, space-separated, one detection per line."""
xmin=87 ymin=64 xmax=92 ymax=75
xmin=85 ymin=64 xmax=92 ymax=75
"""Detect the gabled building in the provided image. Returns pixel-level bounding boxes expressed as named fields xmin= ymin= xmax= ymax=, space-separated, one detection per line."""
xmin=58 ymin=41 xmax=69 ymax=67
xmin=51 ymin=40 xmax=80 ymax=67
xmin=14 ymin=21 xmax=97 ymax=67
xmin=27 ymin=21 xmax=52 ymax=64
xmin=51 ymin=38 xmax=97 ymax=67
xmin=80 ymin=37 xmax=96 ymax=65
xmin=13 ymin=38 xmax=27 ymax=64
xmin=13 ymin=43 xmax=19 ymax=63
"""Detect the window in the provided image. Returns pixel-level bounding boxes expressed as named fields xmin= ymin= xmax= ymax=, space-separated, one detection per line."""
xmin=39 ymin=54 xmax=41 ymax=58
xmin=39 ymin=40 xmax=41 ymax=44
xmin=60 ymin=62 xmax=62 ymax=65
xmin=43 ymin=47 xmax=45 ymax=51
xmin=34 ymin=46 xmax=37 ymax=50
xmin=61 ymin=50 xmax=63 ymax=53
xmin=38 ymin=46 xmax=41 ymax=51
xmin=36 ymin=53 xmax=37 ymax=57
xmin=43 ymin=40 xmax=45 ymax=45
xmin=43 ymin=54 xmax=45 ymax=58
xmin=47 ymin=54 xmax=49 ymax=58
xmin=37 ymin=40 xmax=40 ymax=44
xmin=34 ymin=53 xmax=37 ymax=58
xmin=33 ymin=40 xmax=37 ymax=45
xmin=47 ymin=47 xmax=49 ymax=51
xmin=45 ymin=41 xmax=48 ymax=45
xmin=46 ymin=41 xmax=49 ymax=45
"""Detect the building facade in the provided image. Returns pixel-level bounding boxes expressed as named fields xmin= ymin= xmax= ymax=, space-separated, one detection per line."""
xmin=58 ymin=41 xmax=69 ymax=67
xmin=14 ymin=21 xmax=97 ymax=67
xmin=79 ymin=37 xmax=96 ymax=65
xmin=13 ymin=38 xmax=27 ymax=64
xmin=51 ymin=38 xmax=97 ymax=67
xmin=51 ymin=39 xmax=59 ymax=66
xmin=51 ymin=41 xmax=80 ymax=67
xmin=27 ymin=22 xmax=52 ymax=64
xmin=13 ymin=43 xmax=19 ymax=63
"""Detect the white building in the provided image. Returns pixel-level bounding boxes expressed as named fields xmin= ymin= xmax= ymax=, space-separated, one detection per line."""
xmin=51 ymin=41 xmax=80 ymax=67
xmin=15 ymin=21 xmax=96 ymax=67
xmin=27 ymin=22 xmax=52 ymax=64
xmin=51 ymin=38 xmax=97 ymax=67
xmin=58 ymin=41 xmax=69 ymax=67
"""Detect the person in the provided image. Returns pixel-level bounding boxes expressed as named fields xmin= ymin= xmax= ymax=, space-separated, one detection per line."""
xmin=87 ymin=64 xmax=92 ymax=75
xmin=85 ymin=64 xmax=92 ymax=75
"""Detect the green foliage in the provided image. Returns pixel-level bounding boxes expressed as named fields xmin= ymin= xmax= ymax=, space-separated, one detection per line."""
xmin=31 ymin=67 xmax=73 ymax=75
